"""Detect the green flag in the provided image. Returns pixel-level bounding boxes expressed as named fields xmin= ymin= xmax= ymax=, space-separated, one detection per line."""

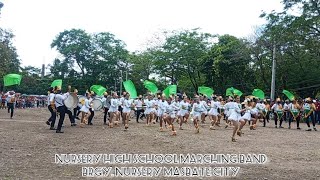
xmin=163 ymin=85 xmax=177 ymax=98
xmin=226 ymin=87 xmax=243 ymax=97
xmin=50 ymin=79 xmax=62 ymax=88
xmin=123 ymin=80 xmax=138 ymax=99
xmin=252 ymin=89 xmax=265 ymax=99
xmin=282 ymin=90 xmax=295 ymax=101
xmin=198 ymin=86 xmax=214 ymax=97
xmin=90 ymin=85 xmax=107 ymax=96
xmin=143 ymin=80 xmax=158 ymax=94
xmin=226 ymin=87 xmax=234 ymax=97
xmin=233 ymin=89 xmax=243 ymax=97
xmin=4 ymin=74 xmax=22 ymax=87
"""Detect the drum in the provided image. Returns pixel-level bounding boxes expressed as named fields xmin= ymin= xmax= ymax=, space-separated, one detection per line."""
xmin=92 ymin=98 xmax=103 ymax=111
xmin=78 ymin=95 xmax=86 ymax=105
xmin=64 ymin=93 xmax=78 ymax=109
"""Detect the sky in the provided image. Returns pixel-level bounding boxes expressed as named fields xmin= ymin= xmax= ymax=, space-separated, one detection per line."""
xmin=0 ymin=0 xmax=283 ymax=68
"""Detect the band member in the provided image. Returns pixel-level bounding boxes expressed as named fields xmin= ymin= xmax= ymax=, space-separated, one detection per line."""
xmin=6 ymin=91 xmax=16 ymax=119
xmin=118 ymin=92 xmax=126 ymax=122
xmin=108 ymin=92 xmax=119 ymax=128
xmin=190 ymin=97 xmax=203 ymax=134
xmin=271 ymin=98 xmax=284 ymax=128
xmin=87 ymin=91 xmax=95 ymax=125
xmin=283 ymin=100 xmax=292 ymax=123
xmin=199 ymin=96 xmax=209 ymax=123
xmin=46 ymin=87 xmax=56 ymax=127
xmin=158 ymin=95 xmax=168 ymax=131
xmin=102 ymin=92 xmax=111 ymax=125
xmin=163 ymin=97 xmax=179 ymax=135
xmin=79 ymin=93 xmax=91 ymax=128
xmin=177 ymin=96 xmax=190 ymax=130
xmin=65 ymin=86 xmax=76 ymax=126
xmin=262 ymin=100 xmax=271 ymax=127
xmin=290 ymin=99 xmax=301 ymax=129
xmin=224 ymin=97 xmax=232 ymax=128
xmin=227 ymin=96 xmax=242 ymax=142
xmin=54 ymin=86 xmax=69 ymax=133
xmin=122 ymin=94 xmax=132 ymax=130
xmin=144 ymin=94 xmax=155 ymax=126
xmin=249 ymin=99 xmax=259 ymax=130
xmin=303 ymin=98 xmax=317 ymax=131
xmin=256 ymin=99 xmax=265 ymax=123
xmin=73 ymin=89 xmax=80 ymax=120
xmin=134 ymin=95 xmax=144 ymax=123
xmin=208 ymin=96 xmax=220 ymax=130
xmin=239 ymin=98 xmax=252 ymax=134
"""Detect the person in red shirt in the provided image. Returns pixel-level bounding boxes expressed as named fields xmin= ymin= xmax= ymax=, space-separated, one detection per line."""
xmin=315 ymin=98 xmax=320 ymax=124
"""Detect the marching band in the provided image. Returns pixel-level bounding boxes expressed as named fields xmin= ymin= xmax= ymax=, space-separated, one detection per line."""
xmin=4 ymin=85 xmax=311 ymax=141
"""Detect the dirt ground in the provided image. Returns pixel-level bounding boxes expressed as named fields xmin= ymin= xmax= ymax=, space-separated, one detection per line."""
xmin=0 ymin=108 xmax=320 ymax=180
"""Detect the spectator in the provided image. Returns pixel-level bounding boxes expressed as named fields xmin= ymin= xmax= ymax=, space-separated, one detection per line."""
xmin=315 ymin=98 xmax=320 ymax=125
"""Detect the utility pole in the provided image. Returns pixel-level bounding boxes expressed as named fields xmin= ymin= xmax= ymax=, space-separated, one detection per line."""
xmin=120 ymin=70 xmax=123 ymax=95
xmin=125 ymin=71 xmax=128 ymax=81
xmin=270 ymin=44 xmax=276 ymax=101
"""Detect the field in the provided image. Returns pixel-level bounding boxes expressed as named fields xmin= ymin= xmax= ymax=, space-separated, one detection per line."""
xmin=0 ymin=108 xmax=320 ymax=179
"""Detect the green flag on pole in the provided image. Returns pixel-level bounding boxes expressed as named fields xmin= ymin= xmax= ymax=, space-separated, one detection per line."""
xmin=282 ymin=90 xmax=295 ymax=101
xmin=123 ymin=80 xmax=138 ymax=99
xmin=252 ymin=89 xmax=265 ymax=99
xmin=3 ymin=74 xmax=22 ymax=87
xmin=143 ymin=80 xmax=158 ymax=94
xmin=163 ymin=85 xmax=177 ymax=98
xmin=51 ymin=79 xmax=62 ymax=88
xmin=226 ymin=87 xmax=243 ymax=97
xmin=198 ymin=86 xmax=214 ymax=97
xmin=226 ymin=87 xmax=234 ymax=97
xmin=90 ymin=85 xmax=107 ymax=96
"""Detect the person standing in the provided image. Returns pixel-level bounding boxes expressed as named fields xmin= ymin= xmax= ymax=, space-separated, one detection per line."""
xmin=46 ymin=87 xmax=56 ymax=129
xmin=134 ymin=95 xmax=144 ymax=123
xmin=101 ymin=92 xmax=111 ymax=125
xmin=54 ymin=86 xmax=69 ymax=133
xmin=303 ymin=98 xmax=317 ymax=131
xmin=6 ymin=91 xmax=16 ymax=119
xmin=315 ymin=99 xmax=320 ymax=125
xmin=271 ymin=98 xmax=284 ymax=128
xmin=87 ymin=92 xmax=95 ymax=125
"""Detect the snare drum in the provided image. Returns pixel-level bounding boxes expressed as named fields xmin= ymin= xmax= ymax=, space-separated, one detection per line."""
xmin=91 ymin=98 xmax=103 ymax=111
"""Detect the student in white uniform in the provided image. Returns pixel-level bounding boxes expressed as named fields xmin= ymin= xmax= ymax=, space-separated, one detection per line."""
xmin=134 ymin=95 xmax=144 ymax=123
xmin=80 ymin=93 xmax=91 ymax=127
xmin=283 ymin=100 xmax=291 ymax=123
xmin=144 ymin=95 xmax=155 ymax=126
xmin=271 ymin=98 xmax=284 ymax=128
xmin=178 ymin=96 xmax=190 ymax=130
xmin=54 ymin=87 xmax=69 ymax=133
xmin=101 ymin=92 xmax=111 ymax=125
xmin=108 ymin=92 xmax=119 ymax=128
xmin=224 ymin=98 xmax=233 ymax=128
xmin=122 ymin=94 xmax=132 ymax=130
xmin=6 ymin=91 xmax=16 ymax=119
xmin=227 ymin=96 xmax=243 ymax=142
xmin=239 ymin=98 xmax=254 ymax=134
xmin=208 ymin=96 xmax=220 ymax=130
xmin=250 ymin=99 xmax=259 ymax=130
xmin=190 ymin=97 xmax=203 ymax=134
xmin=199 ymin=96 xmax=209 ymax=123
xmin=163 ymin=97 xmax=179 ymax=135
xmin=158 ymin=96 xmax=168 ymax=131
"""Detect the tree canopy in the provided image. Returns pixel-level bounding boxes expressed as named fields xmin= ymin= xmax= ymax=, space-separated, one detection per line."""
xmin=1 ymin=0 xmax=319 ymax=98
